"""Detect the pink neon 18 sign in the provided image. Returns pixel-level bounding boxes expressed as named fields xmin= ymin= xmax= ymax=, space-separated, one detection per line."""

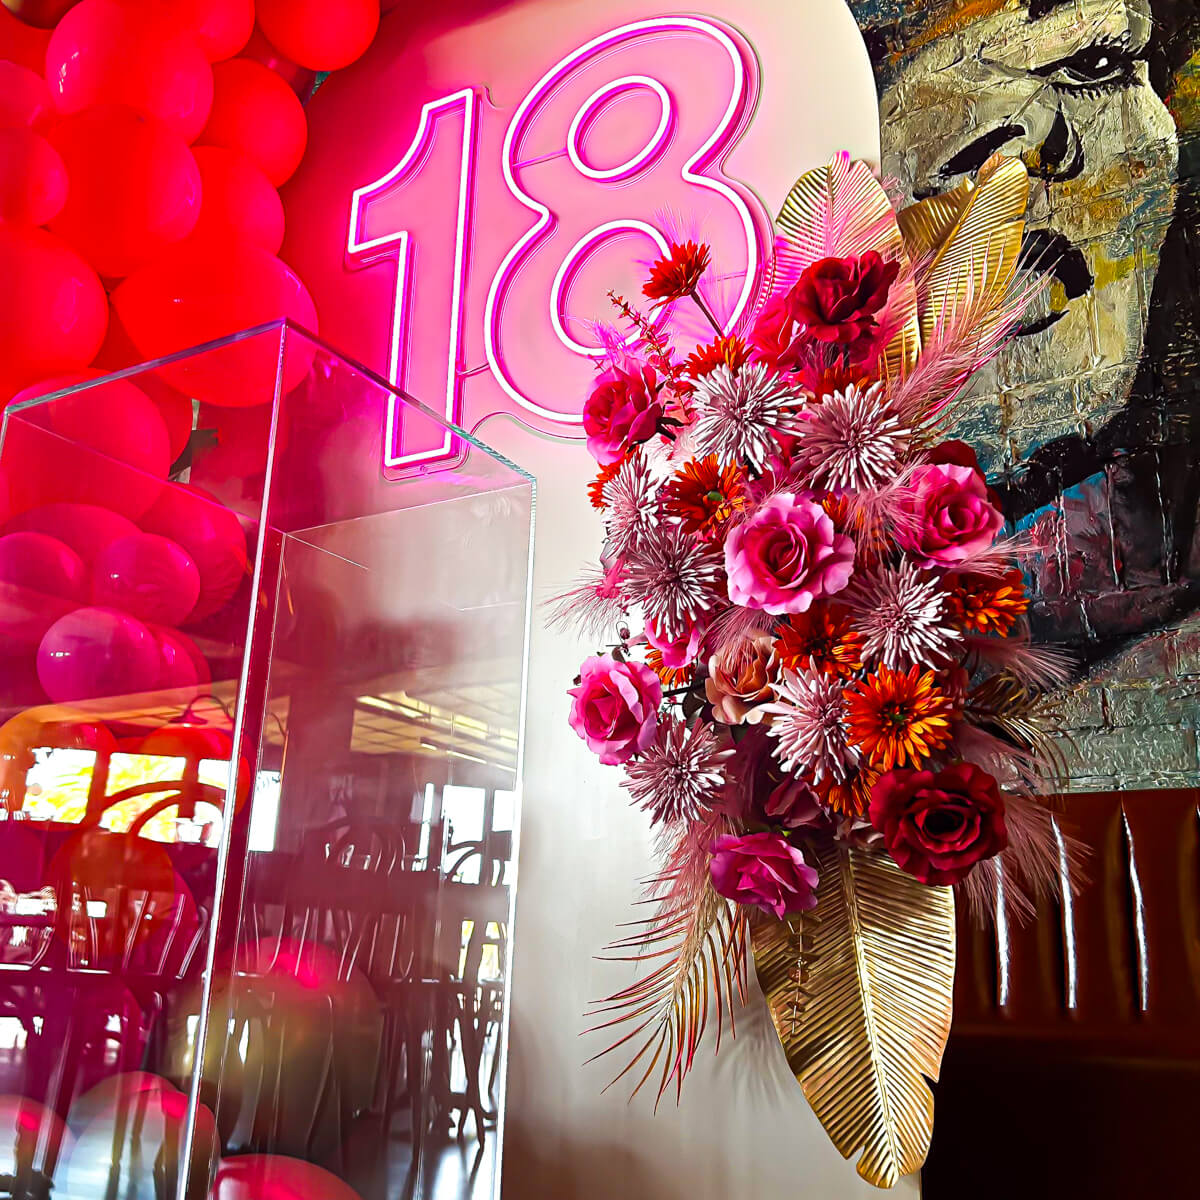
xmin=346 ymin=16 xmax=767 ymax=468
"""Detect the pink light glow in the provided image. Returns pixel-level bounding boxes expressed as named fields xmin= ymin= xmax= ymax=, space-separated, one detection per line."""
xmin=565 ymin=75 xmax=674 ymax=181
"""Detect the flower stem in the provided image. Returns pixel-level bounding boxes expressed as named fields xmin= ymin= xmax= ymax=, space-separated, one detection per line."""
xmin=689 ymin=290 xmax=724 ymax=337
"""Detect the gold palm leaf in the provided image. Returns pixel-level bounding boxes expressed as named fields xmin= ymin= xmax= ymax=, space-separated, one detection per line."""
xmin=752 ymin=843 xmax=956 ymax=1188
xmin=775 ymin=153 xmax=921 ymax=381
xmin=897 ymin=153 xmax=1030 ymax=346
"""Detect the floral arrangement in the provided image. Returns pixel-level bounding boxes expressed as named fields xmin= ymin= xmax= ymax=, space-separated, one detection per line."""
xmin=553 ymin=154 xmax=1074 ymax=1187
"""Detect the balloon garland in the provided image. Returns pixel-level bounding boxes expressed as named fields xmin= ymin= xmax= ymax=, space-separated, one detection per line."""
xmin=0 ymin=1 xmax=385 ymax=722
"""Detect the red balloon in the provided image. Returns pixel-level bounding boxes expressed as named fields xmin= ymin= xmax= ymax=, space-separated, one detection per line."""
xmin=0 ymin=225 xmax=106 ymax=403
xmin=0 ymin=60 xmax=53 ymax=130
xmin=240 ymin=24 xmax=316 ymax=96
xmin=149 ymin=624 xmax=210 ymax=691
xmin=0 ymin=5 xmax=49 ymax=72
xmin=139 ymin=483 xmax=248 ymax=622
xmin=1 ymin=502 xmax=137 ymax=565
xmin=148 ymin=387 xmax=194 ymax=462
xmin=37 ymin=606 xmax=161 ymax=702
xmin=112 ymin=240 xmax=318 ymax=406
xmin=187 ymin=145 xmax=283 ymax=255
xmin=209 ymin=1154 xmax=363 ymax=1200
xmin=46 ymin=0 xmax=213 ymax=143
xmin=139 ymin=721 xmax=249 ymax=807
xmin=48 ymin=106 xmax=201 ymax=279
xmin=0 ymin=126 xmax=67 ymax=224
xmin=198 ymin=57 xmax=306 ymax=186
xmin=169 ymin=0 xmax=253 ymax=63
xmin=1 ymin=0 xmax=80 ymax=28
xmin=92 ymin=532 xmax=200 ymax=625
xmin=0 ymin=531 xmax=88 ymax=647
xmin=192 ymin=401 xmax=274 ymax=496
xmin=256 ymin=0 xmax=378 ymax=71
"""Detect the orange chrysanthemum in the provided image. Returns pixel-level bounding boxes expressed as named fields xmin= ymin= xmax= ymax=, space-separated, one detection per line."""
xmin=944 ymin=569 xmax=1028 ymax=635
xmin=818 ymin=765 xmax=879 ymax=817
xmin=799 ymin=362 xmax=874 ymax=398
xmin=643 ymin=241 xmax=711 ymax=303
xmin=646 ymin=647 xmax=693 ymax=688
xmin=685 ymin=335 xmax=749 ymax=379
xmin=662 ymin=454 xmax=747 ymax=539
xmin=588 ymin=458 xmax=625 ymax=510
xmin=774 ymin=604 xmax=864 ymax=678
xmin=820 ymin=494 xmax=887 ymax=565
xmin=844 ymin=664 xmax=954 ymax=771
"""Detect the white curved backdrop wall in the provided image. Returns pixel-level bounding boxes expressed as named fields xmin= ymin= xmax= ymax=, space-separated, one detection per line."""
xmin=482 ymin=4 xmax=914 ymax=1194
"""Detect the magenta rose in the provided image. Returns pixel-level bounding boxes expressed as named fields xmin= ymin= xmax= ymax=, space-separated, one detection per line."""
xmin=786 ymin=251 xmax=899 ymax=349
xmin=869 ymin=762 xmax=1008 ymax=886
xmin=764 ymin=778 xmax=829 ymax=831
xmin=709 ymin=831 xmax=819 ymax=918
xmin=645 ymin=616 xmax=705 ymax=671
xmin=896 ymin=463 xmax=1004 ymax=567
xmin=582 ymin=363 xmax=663 ymax=465
xmin=724 ymin=493 xmax=855 ymax=614
xmin=568 ymin=654 xmax=662 ymax=766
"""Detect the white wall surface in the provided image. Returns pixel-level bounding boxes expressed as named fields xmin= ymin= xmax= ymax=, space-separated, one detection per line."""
xmin=483 ymin=7 xmax=920 ymax=1195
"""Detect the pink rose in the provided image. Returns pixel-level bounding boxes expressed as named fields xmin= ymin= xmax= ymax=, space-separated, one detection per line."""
xmin=724 ymin=493 xmax=855 ymax=614
xmin=582 ymin=363 xmax=663 ymax=465
xmin=568 ymin=654 xmax=662 ymax=765
xmin=765 ymin=778 xmax=829 ymax=830
xmin=897 ymin=463 xmax=1004 ymax=568
xmin=645 ymin=616 xmax=705 ymax=671
xmin=704 ymin=629 xmax=775 ymax=724
xmin=709 ymin=831 xmax=819 ymax=918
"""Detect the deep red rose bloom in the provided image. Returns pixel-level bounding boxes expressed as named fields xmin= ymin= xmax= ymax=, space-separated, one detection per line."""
xmin=747 ymin=292 xmax=803 ymax=372
xmin=868 ymin=762 xmax=1008 ymax=886
xmin=582 ymin=363 xmax=663 ymax=465
xmin=786 ymin=251 xmax=899 ymax=350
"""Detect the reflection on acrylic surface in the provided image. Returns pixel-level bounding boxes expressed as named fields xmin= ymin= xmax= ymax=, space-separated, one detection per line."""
xmin=853 ymin=0 xmax=1200 ymax=787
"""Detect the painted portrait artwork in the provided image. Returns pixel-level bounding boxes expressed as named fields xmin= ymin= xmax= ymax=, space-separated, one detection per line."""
xmin=850 ymin=0 xmax=1200 ymax=789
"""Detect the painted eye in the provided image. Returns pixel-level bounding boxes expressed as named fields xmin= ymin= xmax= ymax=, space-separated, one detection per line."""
xmin=1037 ymin=44 xmax=1137 ymax=92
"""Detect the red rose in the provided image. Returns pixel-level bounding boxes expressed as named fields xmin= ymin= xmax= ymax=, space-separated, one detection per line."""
xmin=786 ymin=251 xmax=899 ymax=352
xmin=582 ymin=363 xmax=663 ymax=465
xmin=868 ymin=762 xmax=1008 ymax=886
xmin=747 ymin=292 xmax=803 ymax=372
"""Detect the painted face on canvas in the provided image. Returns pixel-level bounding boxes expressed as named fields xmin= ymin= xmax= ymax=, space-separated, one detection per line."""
xmin=876 ymin=0 xmax=1178 ymax=456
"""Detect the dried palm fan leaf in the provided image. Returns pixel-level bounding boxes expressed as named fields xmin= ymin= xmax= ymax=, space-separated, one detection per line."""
xmin=752 ymin=844 xmax=955 ymax=1188
xmin=773 ymin=152 xmax=921 ymax=381
xmin=897 ymin=153 xmax=1030 ymax=349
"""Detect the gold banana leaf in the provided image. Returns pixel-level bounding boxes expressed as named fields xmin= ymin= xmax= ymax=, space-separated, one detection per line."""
xmin=897 ymin=153 xmax=1030 ymax=346
xmin=752 ymin=843 xmax=956 ymax=1189
xmin=775 ymin=152 xmax=921 ymax=381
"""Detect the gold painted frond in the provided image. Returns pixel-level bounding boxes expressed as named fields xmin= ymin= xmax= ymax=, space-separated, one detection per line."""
xmin=776 ymin=153 xmax=921 ymax=381
xmin=898 ymin=153 xmax=1030 ymax=347
xmin=586 ymin=876 xmax=749 ymax=1106
xmin=752 ymin=844 xmax=955 ymax=1189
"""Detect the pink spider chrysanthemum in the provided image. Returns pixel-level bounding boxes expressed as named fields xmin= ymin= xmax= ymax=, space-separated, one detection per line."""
xmin=603 ymin=453 xmax=659 ymax=558
xmin=623 ymin=522 xmax=723 ymax=641
xmin=690 ymin=361 xmax=805 ymax=471
xmin=849 ymin=559 xmax=960 ymax=669
xmin=795 ymin=382 xmax=908 ymax=493
xmin=763 ymin=669 xmax=859 ymax=783
xmin=622 ymin=715 xmax=731 ymax=826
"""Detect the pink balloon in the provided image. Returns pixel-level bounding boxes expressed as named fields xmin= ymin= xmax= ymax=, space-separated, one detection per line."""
xmin=0 ymin=60 xmax=53 ymax=130
xmin=209 ymin=1155 xmax=363 ymax=1200
xmin=149 ymin=624 xmax=210 ymax=691
xmin=0 ymin=125 xmax=67 ymax=224
xmin=92 ymin=532 xmax=200 ymax=626
xmin=1 ymin=373 xmax=172 ymax=519
xmin=192 ymin=401 xmax=275 ymax=498
xmin=0 ymin=531 xmax=88 ymax=647
xmin=46 ymin=0 xmax=213 ymax=143
xmin=148 ymin=386 xmax=195 ymax=462
xmin=187 ymin=145 xmax=284 ymax=254
xmin=1 ymin=502 xmax=137 ymax=565
xmin=0 ymin=5 xmax=49 ymax=73
xmin=255 ymin=0 xmax=378 ymax=72
xmin=168 ymin=0 xmax=253 ymax=63
xmin=139 ymin=484 xmax=248 ymax=623
xmin=0 ymin=225 xmax=106 ymax=403
xmin=112 ymin=240 xmax=318 ymax=407
xmin=197 ymin=57 xmax=306 ymax=186
xmin=37 ymin=606 xmax=160 ymax=701
xmin=47 ymin=106 xmax=201 ymax=279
